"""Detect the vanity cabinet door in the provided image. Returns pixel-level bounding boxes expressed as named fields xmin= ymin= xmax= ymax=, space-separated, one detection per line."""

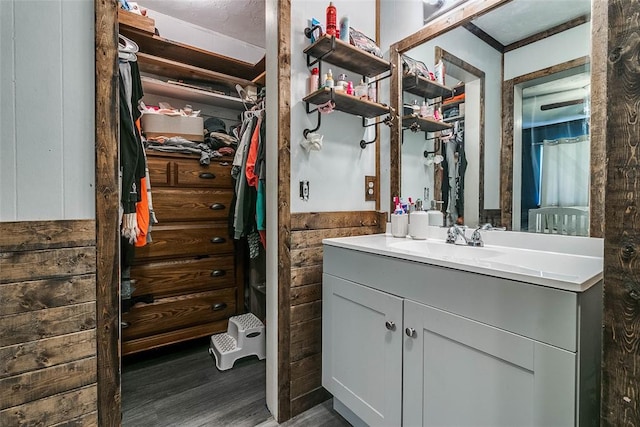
xmin=403 ymin=300 xmax=576 ymax=427
xmin=322 ymin=274 xmax=403 ymax=427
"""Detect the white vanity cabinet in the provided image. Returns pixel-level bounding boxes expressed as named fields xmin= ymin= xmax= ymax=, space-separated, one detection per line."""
xmin=322 ymin=241 xmax=602 ymax=427
xmin=403 ymin=299 xmax=576 ymax=427
xmin=323 ymin=274 xmax=403 ymax=426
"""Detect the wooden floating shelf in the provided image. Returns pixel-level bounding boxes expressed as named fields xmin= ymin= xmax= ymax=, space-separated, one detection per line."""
xmin=304 ymin=35 xmax=391 ymax=78
xmin=403 ymin=74 xmax=453 ymax=99
xmin=402 ymin=114 xmax=452 ymax=132
xmin=119 ymin=27 xmax=264 ymax=81
xmin=141 ymin=77 xmax=248 ymax=110
xmin=303 ymin=88 xmax=391 ymax=118
xmin=118 ymin=9 xmax=155 ymax=34
xmin=136 ymin=53 xmax=257 ymax=90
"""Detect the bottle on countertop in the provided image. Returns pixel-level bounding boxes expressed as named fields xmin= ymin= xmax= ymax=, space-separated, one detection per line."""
xmin=308 ymin=67 xmax=319 ymax=94
xmin=409 ymin=199 xmax=429 ymax=240
xmin=427 ymin=200 xmax=445 ymax=227
xmin=326 ymin=2 xmax=337 ymax=36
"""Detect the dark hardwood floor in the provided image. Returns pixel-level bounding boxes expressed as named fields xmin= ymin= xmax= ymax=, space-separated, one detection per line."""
xmin=122 ymin=338 xmax=351 ymax=426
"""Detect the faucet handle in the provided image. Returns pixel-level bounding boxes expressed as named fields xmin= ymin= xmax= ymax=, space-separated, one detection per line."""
xmin=446 ymin=227 xmax=457 ymax=244
xmin=469 ymin=229 xmax=484 ymax=247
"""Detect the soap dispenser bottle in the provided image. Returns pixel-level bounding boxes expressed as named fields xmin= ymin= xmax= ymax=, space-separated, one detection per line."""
xmin=409 ymin=199 xmax=429 ymax=240
xmin=427 ymin=200 xmax=444 ymax=227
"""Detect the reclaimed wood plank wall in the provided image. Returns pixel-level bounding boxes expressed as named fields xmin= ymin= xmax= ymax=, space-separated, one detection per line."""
xmin=287 ymin=211 xmax=386 ymax=417
xmin=0 ymin=220 xmax=98 ymax=426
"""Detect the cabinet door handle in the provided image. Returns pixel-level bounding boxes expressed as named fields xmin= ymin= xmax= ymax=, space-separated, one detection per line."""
xmin=210 ymin=237 xmax=226 ymax=244
xmin=199 ymin=172 xmax=216 ymax=179
xmin=385 ymin=321 xmax=396 ymax=331
xmin=211 ymin=302 xmax=228 ymax=311
xmin=210 ymin=203 xmax=225 ymax=210
xmin=211 ymin=269 xmax=226 ymax=277
xmin=405 ymin=327 xmax=416 ymax=338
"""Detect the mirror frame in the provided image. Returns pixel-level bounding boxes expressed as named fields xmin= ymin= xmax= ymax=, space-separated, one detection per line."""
xmin=389 ymin=0 xmax=605 ymax=237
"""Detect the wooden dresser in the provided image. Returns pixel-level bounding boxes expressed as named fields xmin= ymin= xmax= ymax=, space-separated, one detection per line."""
xmin=121 ymin=151 xmax=243 ymax=355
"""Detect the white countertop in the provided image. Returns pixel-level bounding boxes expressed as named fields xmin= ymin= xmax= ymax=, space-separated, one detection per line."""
xmin=323 ymin=229 xmax=603 ymax=292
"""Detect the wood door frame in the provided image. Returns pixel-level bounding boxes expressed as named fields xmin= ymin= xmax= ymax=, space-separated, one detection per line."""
xmin=93 ymin=0 xmax=295 ymax=423
xmin=95 ymin=0 xmax=120 ymax=425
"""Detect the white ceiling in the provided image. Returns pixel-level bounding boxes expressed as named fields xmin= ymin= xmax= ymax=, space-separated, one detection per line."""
xmin=138 ymin=0 xmax=266 ymax=48
xmin=472 ymin=0 xmax=591 ymax=45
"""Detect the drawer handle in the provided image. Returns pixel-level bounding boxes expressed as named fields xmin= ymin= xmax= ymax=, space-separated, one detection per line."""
xmin=210 ymin=237 xmax=226 ymax=244
xmin=210 ymin=203 xmax=226 ymax=210
xmin=211 ymin=269 xmax=227 ymax=277
xmin=199 ymin=172 xmax=216 ymax=179
xmin=405 ymin=327 xmax=416 ymax=338
xmin=211 ymin=302 xmax=228 ymax=311
xmin=385 ymin=321 xmax=396 ymax=331
xmin=121 ymin=321 xmax=130 ymax=329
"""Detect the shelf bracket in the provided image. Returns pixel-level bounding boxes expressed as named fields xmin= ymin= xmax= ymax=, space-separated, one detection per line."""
xmin=304 ymin=27 xmax=336 ymax=68
xmin=303 ymin=110 xmax=322 ymax=138
xmin=424 ymin=139 xmax=442 ymax=157
xmin=360 ymin=115 xmax=392 ymax=149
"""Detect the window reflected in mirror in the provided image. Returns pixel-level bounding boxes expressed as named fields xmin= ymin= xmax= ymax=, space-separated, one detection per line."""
xmin=517 ymin=65 xmax=591 ymax=236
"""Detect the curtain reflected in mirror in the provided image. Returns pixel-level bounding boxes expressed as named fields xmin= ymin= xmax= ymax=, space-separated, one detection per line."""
xmin=519 ymin=67 xmax=590 ymax=236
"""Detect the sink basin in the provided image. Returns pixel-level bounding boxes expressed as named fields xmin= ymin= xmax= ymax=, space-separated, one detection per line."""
xmin=389 ymin=239 xmax=503 ymax=261
xmin=388 ymin=237 xmax=600 ymax=285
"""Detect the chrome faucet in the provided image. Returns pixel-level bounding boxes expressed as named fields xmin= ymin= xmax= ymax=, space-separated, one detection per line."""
xmin=447 ymin=223 xmax=505 ymax=247
xmin=468 ymin=223 xmax=507 ymax=247
xmin=446 ymin=225 xmax=469 ymax=245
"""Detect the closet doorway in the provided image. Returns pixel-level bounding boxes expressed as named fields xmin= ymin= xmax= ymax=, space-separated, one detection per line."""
xmin=114 ymin=1 xmax=270 ymax=424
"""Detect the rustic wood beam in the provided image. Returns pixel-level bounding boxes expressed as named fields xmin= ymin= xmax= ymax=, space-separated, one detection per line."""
xmin=504 ymin=14 xmax=590 ymax=53
xmin=601 ymin=0 xmax=640 ymax=424
xmin=94 ymin=0 xmax=120 ymax=425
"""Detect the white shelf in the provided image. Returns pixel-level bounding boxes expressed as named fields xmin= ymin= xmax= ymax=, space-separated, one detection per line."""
xmin=141 ymin=76 xmax=248 ymax=111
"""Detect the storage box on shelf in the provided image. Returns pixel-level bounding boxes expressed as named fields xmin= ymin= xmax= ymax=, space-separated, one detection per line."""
xmin=122 ymin=152 xmax=244 ymax=355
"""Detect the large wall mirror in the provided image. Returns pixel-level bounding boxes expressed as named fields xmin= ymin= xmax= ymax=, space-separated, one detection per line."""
xmin=389 ymin=0 xmax=601 ymax=236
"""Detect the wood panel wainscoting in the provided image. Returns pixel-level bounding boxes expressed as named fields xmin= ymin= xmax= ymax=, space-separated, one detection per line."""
xmin=0 ymin=220 xmax=98 ymax=426
xmin=287 ymin=211 xmax=386 ymax=417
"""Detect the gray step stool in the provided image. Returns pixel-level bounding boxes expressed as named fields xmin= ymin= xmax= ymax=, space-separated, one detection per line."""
xmin=209 ymin=313 xmax=266 ymax=370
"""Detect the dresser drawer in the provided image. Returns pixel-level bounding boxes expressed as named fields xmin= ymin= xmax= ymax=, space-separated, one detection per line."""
xmin=175 ymin=158 xmax=233 ymax=188
xmin=131 ymin=256 xmax=236 ymax=298
xmin=147 ymin=156 xmax=172 ymax=186
xmin=152 ymin=188 xmax=233 ymax=222
xmin=122 ymin=288 xmax=237 ymax=341
xmin=135 ymin=223 xmax=233 ymax=260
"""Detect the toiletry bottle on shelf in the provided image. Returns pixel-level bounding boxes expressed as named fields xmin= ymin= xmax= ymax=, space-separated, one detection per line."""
xmin=325 ymin=69 xmax=334 ymax=88
xmin=346 ymin=81 xmax=354 ymax=95
xmin=411 ymin=99 xmax=420 ymax=115
xmin=355 ymin=80 xmax=368 ymax=99
xmin=326 ymin=2 xmax=337 ymax=36
xmin=340 ymin=16 xmax=350 ymax=42
xmin=368 ymin=83 xmax=377 ymax=102
xmin=420 ymin=100 xmax=428 ymax=117
xmin=308 ymin=67 xmax=319 ymax=94
xmin=335 ymin=73 xmax=347 ymax=91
